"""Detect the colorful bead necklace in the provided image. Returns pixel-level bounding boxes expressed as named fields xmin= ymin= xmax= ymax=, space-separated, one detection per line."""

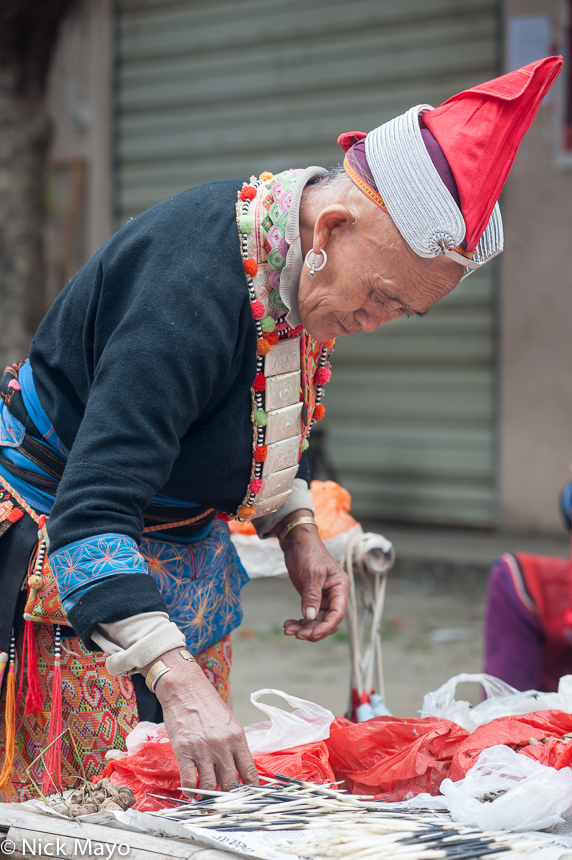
xmin=226 ymin=171 xmax=334 ymax=522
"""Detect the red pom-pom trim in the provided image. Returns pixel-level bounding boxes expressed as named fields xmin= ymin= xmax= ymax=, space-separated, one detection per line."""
xmin=249 ymin=479 xmax=263 ymax=494
xmin=264 ymin=331 xmax=279 ymax=345
xmin=251 ymin=301 xmax=265 ymax=320
xmin=240 ymin=186 xmax=257 ymax=201
xmin=254 ymin=445 xmax=268 ymax=462
xmin=216 ymin=511 xmax=231 ymax=522
xmin=315 ymin=367 xmax=331 ymax=386
xmin=244 ymin=259 xmax=259 ymax=277
xmin=313 ymin=404 xmax=326 ymax=421
xmin=253 ymin=372 xmax=266 ymax=391
xmin=257 ymin=339 xmax=271 ymax=355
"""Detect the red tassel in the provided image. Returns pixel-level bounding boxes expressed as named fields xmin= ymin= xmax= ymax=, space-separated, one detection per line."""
xmin=42 ymin=625 xmax=63 ymax=794
xmin=24 ymin=621 xmax=42 ymax=715
xmin=17 ymin=624 xmax=27 ymax=710
xmin=18 ymin=620 xmax=41 ymax=713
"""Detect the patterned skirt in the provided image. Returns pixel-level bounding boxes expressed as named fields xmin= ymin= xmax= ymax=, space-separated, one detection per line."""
xmin=0 ymin=624 xmax=232 ymax=802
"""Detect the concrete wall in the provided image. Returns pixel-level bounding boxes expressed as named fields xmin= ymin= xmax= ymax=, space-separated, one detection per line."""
xmin=498 ymin=0 xmax=572 ymax=533
xmin=46 ymin=0 xmax=113 ymax=282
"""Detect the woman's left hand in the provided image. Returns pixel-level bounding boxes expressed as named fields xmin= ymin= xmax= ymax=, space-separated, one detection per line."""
xmin=279 ymin=518 xmax=350 ymax=642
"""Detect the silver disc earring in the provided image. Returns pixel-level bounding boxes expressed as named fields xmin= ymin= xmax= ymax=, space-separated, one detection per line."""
xmin=304 ymin=248 xmax=327 ymax=279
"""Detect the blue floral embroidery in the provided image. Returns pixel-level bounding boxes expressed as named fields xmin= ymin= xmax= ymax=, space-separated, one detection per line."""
xmin=50 ymin=533 xmax=148 ymax=601
xmin=141 ymin=521 xmax=248 ymax=653
xmin=52 ymin=522 xmax=248 ymax=653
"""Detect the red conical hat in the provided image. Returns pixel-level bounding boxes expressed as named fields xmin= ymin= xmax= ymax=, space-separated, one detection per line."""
xmin=423 ymin=56 xmax=563 ymax=253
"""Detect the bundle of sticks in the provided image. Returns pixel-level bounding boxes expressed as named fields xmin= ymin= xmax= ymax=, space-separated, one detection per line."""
xmin=147 ymin=775 xmax=539 ymax=857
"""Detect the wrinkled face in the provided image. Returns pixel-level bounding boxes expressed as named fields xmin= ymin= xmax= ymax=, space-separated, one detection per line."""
xmin=298 ymin=197 xmax=465 ymax=342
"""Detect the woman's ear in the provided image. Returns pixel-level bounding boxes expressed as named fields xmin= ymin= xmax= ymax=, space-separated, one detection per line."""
xmin=312 ymin=204 xmax=354 ymax=254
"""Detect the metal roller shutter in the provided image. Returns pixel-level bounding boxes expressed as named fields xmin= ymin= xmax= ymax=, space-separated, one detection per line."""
xmin=115 ymin=0 xmax=500 ymax=526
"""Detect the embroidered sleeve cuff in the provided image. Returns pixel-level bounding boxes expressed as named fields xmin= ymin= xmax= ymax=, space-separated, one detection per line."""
xmin=67 ymin=574 xmax=168 ymax=650
xmin=252 ymin=478 xmax=315 ymax=539
xmin=49 ymin=532 xmax=149 ymax=612
xmin=91 ymin=612 xmax=186 ymax=677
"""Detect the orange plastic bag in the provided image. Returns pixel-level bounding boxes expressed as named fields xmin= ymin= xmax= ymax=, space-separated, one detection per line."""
xmin=228 ymin=480 xmax=358 ymax=539
xmin=325 ymin=716 xmax=469 ymax=800
xmin=310 ymin=480 xmax=358 ymax=540
xmin=448 ymin=709 xmax=572 ymax=781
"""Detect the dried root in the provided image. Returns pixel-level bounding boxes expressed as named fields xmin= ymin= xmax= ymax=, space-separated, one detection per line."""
xmin=47 ymin=777 xmax=135 ymax=818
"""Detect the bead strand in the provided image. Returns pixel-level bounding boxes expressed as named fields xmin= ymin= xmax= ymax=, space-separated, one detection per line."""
xmin=54 ymin=623 xmax=61 ymax=667
xmin=234 ymin=172 xmax=328 ymax=519
xmin=237 ymin=177 xmax=271 ymax=519
xmin=9 ymin=633 xmax=15 ymax=670
xmin=310 ymin=345 xmax=329 ymax=426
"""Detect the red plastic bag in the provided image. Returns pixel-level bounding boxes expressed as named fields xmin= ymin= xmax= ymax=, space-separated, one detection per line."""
xmin=254 ymin=741 xmax=335 ymax=784
xmin=325 ymin=716 xmax=469 ymax=800
xmin=100 ymin=743 xmax=183 ymax=812
xmin=100 ymin=709 xmax=572 ymax=810
xmin=99 ymin=738 xmax=335 ymax=811
xmin=448 ymin=709 xmax=572 ymax=781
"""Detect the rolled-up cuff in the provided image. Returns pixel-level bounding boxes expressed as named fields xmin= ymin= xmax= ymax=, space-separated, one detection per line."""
xmin=252 ymin=479 xmax=315 ymax=539
xmin=92 ymin=613 xmax=186 ymax=676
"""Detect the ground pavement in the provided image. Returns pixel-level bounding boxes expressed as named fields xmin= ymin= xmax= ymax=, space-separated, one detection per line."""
xmin=231 ymin=525 xmax=569 ymax=725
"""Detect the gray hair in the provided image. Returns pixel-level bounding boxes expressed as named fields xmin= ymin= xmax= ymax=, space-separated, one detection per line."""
xmin=305 ymin=164 xmax=357 ymax=206
xmin=308 ymin=164 xmax=346 ymax=188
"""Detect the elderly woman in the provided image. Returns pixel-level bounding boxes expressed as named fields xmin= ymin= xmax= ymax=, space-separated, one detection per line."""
xmin=0 ymin=56 xmax=560 ymax=799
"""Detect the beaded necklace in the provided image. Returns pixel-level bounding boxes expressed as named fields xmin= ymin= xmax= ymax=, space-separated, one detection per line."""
xmin=227 ymin=171 xmax=334 ymax=522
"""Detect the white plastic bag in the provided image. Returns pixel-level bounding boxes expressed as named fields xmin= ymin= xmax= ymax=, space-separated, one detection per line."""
xmin=243 ymin=689 xmax=334 ymax=754
xmin=421 ymin=673 xmax=572 ymax=732
xmin=125 ymin=721 xmax=169 ymax=755
xmin=440 ymin=745 xmax=572 ymax=831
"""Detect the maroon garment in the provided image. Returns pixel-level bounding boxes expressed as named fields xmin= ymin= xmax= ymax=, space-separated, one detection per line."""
xmin=484 ymin=554 xmax=572 ymax=692
xmin=484 ymin=558 xmax=544 ymax=691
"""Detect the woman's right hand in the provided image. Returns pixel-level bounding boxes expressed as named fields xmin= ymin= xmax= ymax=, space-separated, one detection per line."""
xmin=140 ymin=649 xmax=259 ymax=793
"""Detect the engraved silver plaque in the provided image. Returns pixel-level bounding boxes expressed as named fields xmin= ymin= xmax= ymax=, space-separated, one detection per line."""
xmin=261 ymin=465 xmax=299 ymax=498
xmin=265 ymin=402 xmax=303 ymax=445
xmin=263 ymin=437 xmax=300 ymax=476
xmin=253 ymin=490 xmax=291 ymax=517
xmin=265 ymin=371 xmax=301 ymax=412
xmin=264 ymin=337 xmax=300 ymax=377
